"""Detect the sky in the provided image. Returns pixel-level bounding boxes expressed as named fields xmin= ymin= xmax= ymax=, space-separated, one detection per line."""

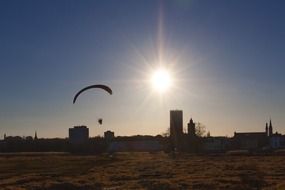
xmin=0 ymin=0 xmax=285 ymax=138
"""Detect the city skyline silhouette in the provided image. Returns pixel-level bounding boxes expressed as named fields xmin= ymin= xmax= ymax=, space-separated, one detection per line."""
xmin=1 ymin=1 xmax=285 ymax=189
xmin=1 ymin=0 xmax=285 ymax=138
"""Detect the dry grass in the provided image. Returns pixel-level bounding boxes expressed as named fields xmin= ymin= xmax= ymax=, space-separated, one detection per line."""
xmin=0 ymin=152 xmax=285 ymax=189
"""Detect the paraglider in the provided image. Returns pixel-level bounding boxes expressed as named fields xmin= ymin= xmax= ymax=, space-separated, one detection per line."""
xmin=72 ymin=84 xmax=112 ymax=130
xmin=98 ymin=118 xmax=103 ymax=125
xmin=73 ymin=84 xmax=112 ymax=104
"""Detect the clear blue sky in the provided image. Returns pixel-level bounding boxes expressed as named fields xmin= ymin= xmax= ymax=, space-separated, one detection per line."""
xmin=1 ymin=0 xmax=285 ymax=138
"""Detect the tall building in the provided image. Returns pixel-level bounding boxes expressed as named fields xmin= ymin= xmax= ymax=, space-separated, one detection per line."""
xmin=170 ymin=110 xmax=183 ymax=149
xmin=69 ymin=126 xmax=89 ymax=144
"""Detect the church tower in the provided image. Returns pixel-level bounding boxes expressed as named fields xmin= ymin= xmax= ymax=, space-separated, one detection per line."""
xmin=187 ymin=118 xmax=196 ymax=137
xmin=269 ymin=119 xmax=273 ymax=136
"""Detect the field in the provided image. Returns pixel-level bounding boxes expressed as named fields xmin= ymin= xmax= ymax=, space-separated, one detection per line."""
xmin=0 ymin=152 xmax=285 ymax=190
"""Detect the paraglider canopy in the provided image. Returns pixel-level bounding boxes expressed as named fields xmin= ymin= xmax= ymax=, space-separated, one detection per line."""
xmin=73 ymin=84 xmax=112 ymax=104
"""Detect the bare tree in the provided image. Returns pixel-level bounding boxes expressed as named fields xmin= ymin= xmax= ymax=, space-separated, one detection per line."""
xmin=195 ymin=122 xmax=206 ymax=137
xmin=183 ymin=127 xmax=187 ymax=134
xmin=206 ymin=131 xmax=211 ymax=137
xmin=162 ymin=128 xmax=170 ymax=137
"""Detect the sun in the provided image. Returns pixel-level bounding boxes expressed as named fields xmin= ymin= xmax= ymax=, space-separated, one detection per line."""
xmin=151 ymin=68 xmax=172 ymax=93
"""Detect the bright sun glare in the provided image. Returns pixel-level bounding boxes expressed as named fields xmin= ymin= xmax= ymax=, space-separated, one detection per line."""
xmin=151 ymin=68 xmax=172 ymax=93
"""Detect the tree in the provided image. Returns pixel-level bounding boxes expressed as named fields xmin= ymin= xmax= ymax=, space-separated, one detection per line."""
xmin=206 ymin=131 xmax=211 ymax=137
xmin=195 ymin=122 xmax=206 ymax=137
xmin=162 ymin=128 xmax=170 ymax=137
xmin=183 ymin=127 xmax=188 ymax=134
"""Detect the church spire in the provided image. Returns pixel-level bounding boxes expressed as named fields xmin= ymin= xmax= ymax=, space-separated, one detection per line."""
xmin=269 ymin=119 xmax=273 ymax=136
xmin=265 ymin=122 xmax=268 ymax=136
xmin=34 ymin=131 xmax=38 ymax=140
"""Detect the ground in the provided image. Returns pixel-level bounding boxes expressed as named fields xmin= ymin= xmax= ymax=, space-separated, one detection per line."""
xmin=0 ymin=152 xmax=285 ymax=190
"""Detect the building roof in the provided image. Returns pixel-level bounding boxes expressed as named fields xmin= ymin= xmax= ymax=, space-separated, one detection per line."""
xmin=234 ymin=132 xmax=267 ymax=138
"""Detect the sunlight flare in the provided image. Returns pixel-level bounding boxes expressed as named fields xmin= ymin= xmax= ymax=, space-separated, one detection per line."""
xmin=151 ymin=68 xmax=172 ymax=93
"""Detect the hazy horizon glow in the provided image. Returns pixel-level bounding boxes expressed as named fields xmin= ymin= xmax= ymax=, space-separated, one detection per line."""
xmin=0 ymin=0 xmax=285 ymax=138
